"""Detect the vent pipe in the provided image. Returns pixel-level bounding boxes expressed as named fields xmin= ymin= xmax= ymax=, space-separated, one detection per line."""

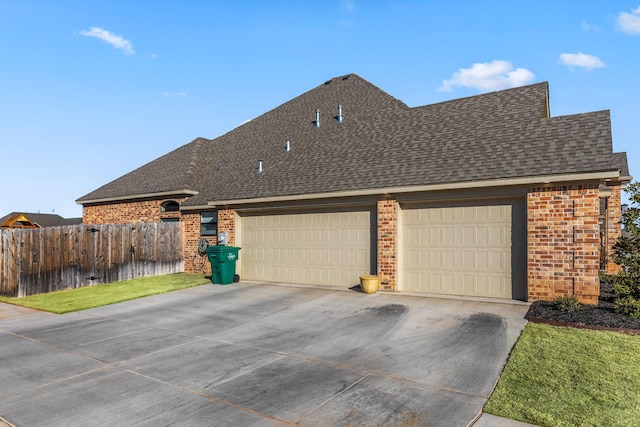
xmin=257 ymin=160 xmax=263 ymax=173
xmin=314 ymin=109 xmax=320 ymax=128
xmin=285 ymin=139 xmax=291 ymax=152
xmin=336 ymin=105 xmax=343 ymax=123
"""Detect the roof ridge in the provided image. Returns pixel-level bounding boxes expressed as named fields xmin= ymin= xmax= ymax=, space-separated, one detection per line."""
xmin=183 ymin=137 xmax=207 ymax=190
xmin=414 ymin=81 xmax=549 ymax=109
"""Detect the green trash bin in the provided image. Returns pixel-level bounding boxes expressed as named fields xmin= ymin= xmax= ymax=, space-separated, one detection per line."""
xmin=206 ymin=246 xmax=241 ymax=285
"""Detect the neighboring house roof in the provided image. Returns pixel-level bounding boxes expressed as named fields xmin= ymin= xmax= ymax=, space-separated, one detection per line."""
xmin=77 ymin=74 xmax=629 ymax=207
xmin=59 ymin=217 xmax=83 ymax=226
xmin=0 ymin=212 xmax=82 ymax=228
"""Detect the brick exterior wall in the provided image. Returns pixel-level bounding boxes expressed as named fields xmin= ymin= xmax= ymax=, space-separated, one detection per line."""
xmin=606 ymin=184 xmax=622 ymax=274
xmin=217 ymin=209 xmax=236 ymax=246
xmin=82 ymin=198 xmax=187 ymax=224
xmin=377 ymin=197 xmax=398 ymax=291
xmin=182 ymin=208 xmax=236 ymax=275
xmin=527 ymin=185 xmax=600 ymax=304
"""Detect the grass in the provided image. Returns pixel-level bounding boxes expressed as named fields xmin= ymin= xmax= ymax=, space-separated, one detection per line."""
xmin=0 ymin=273 xmax=209 ymax=314
xmin=485 ymin=322 xmax=640 ymax=427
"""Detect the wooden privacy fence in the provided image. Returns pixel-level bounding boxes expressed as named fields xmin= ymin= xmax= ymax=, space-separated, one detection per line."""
xmin=0 ymin=222 xmax=183 ymax=297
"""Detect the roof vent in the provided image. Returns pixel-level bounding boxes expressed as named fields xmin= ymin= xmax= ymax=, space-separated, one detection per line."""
xmin=285 ymin=139 xmax=291 ymax=152
xmin=314 ymin=109 xmax=320 ymax=128
xmin=336 ymin=105 xmax=343 ymax=123
xmin=257 ymin=160 xmax=263 ymax=173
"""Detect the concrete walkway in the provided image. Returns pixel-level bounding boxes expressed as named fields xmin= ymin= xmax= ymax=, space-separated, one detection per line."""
xmin=0 ymin=282 xmax=532 ymax=426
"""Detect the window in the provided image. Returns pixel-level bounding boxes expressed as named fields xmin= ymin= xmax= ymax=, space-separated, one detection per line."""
xmin=161 ymin=201 xmax=180 ymax=212
xmin=161 ymin=218 xmax=180 ymax=223
xmin=201 ymin=211 xmax=218 ymax=236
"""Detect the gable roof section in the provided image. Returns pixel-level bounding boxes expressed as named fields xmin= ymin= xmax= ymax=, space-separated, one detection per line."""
xmin=77 ymin=74 xmax=628 ymax=208
xmin=77 ymin=138 xmax=205 ymax=204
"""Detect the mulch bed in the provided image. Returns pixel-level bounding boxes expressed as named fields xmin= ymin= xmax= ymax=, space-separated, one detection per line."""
xmin=526 ymin=282 xmax=640 ymax=335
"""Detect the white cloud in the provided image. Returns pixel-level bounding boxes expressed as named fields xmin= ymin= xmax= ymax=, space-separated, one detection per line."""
xmin=559 ymin=52 xmax=606 ymax=70
xmin=78 ymin=27 xmax=135 ymax=55
xmin=616 ymin=5 xmax=640 ymax=34
xmin=438 ymin=60 xmax=535 ymax=92
xmin=581 ymin=21 xmax=600 ymax=32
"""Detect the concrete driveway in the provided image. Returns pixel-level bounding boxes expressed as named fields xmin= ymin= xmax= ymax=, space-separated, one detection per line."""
xmin=0 ymin=282 xmax=529 ymax=426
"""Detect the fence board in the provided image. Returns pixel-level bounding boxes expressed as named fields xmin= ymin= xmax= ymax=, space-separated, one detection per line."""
xmin=0 ymin=223 xmax=183 ymax=297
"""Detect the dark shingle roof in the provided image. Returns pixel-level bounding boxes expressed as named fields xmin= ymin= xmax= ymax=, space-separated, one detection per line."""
xmin=613 ymin=152 xmax=630 ymax=177
xmin=77 ymin=74 xmax=628 ymax=206
xmin=77 ymin=140 xmax=203 ymax=202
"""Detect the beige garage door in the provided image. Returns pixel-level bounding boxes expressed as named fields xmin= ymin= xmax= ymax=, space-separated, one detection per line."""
xmin=402 ymin=199 xmax=526 ymax=299
xmin=240 ymin=209 xmax=373 ymax=287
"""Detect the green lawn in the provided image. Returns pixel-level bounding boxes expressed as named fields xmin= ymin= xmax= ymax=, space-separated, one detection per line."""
xmin=485 ymin=322 xmax=640 ymax=427
xmin=0 ymin=273 xmax=210 ymax=314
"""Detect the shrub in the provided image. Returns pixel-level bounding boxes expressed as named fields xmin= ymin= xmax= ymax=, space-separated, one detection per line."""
xmin=612 ymin=181 xmax=640 ymax=317
xmin=614 ymin=296 xmax=640 ymax=319
xmin=553 ymin=295 xmax=582 ymax=312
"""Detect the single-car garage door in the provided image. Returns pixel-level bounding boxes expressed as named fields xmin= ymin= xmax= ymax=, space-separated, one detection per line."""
xmin=402 ymin=199 xmax=526 ymax=299
xmin=240 ymin=208 xmax=374 ymax=287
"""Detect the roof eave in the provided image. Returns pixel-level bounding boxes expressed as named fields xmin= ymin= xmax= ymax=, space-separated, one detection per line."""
xmin=179 ymin=170 xmax=621 ymax=209
xmin=76 ymin=189 xmax=199 ymax=205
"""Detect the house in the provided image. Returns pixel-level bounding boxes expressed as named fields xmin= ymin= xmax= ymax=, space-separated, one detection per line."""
xmin=77 ymin=74 xmax=631 ymax=304
xmin=0 ymin=212 xmax=82 ymax=229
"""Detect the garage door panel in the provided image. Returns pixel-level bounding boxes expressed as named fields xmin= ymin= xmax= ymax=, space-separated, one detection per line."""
xmin=489 ymin=226 xmax=502 ymax=245
xmin=403 ymin=200 xmax=525 ymax=299
xmin=463 ymin=226 xmax=475 ymax=245
xmin=241 ymin=209 xmax=372 ymax=287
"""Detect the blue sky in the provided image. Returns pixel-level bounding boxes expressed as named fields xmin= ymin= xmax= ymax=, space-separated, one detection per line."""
xmin=1 ymin=1 xmax=638 ymax=218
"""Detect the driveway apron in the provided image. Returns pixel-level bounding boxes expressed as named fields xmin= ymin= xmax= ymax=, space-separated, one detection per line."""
xmin=0 ymin=283 xmax=528 ymax=426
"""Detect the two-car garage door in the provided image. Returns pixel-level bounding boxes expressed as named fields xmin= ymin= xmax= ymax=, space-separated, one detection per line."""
xmin=240 ymin=209 xmax=373 ymax=287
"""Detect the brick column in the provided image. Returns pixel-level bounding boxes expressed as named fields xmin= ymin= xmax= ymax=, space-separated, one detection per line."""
xmin=377 ymin=197 xmax=398 ymax=291
xmin=527 ymin=185 xmax=600 ymax=304
xmin=182 ymin=212 xmax=211 ymax=274
xmin=217 ymin=208 xmax=237 ymax=246
xmin=606 ymin=184 xmax=622 ymax=274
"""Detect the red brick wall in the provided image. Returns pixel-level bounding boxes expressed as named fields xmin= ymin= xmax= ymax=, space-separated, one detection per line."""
xmin=606 ymin=184 xmax=622 ymax=274
xmin=218 ymin=209 xmax=236 ymax=246
xmin=377 ymin=197 xmax=398 ymax=291
xmin=527 ymin=185 xmax=600 ymax=304
xmin=82 ymin=198 xmax=187 ymax=224
xmin=182 ymin=208 xmax=236 ymax=274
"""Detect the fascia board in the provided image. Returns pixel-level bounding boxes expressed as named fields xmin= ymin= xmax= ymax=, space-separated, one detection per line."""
xmin=197 ymin=171 xmax=620 ymax=208
xmin=76 ymin=189 xmax=199 ymax=205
